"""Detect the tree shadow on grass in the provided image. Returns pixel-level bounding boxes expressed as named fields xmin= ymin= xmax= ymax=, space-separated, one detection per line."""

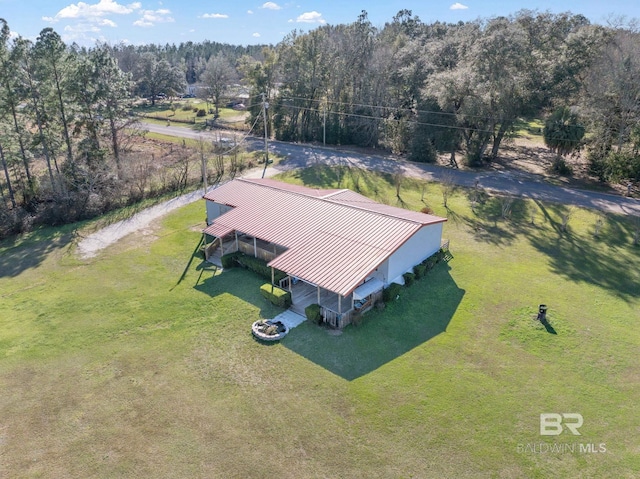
xmin=283 ymin=263 xmax=465 ymax=381
xmin=193 ymin=267 xmax=284 ymax=319
xmin=0 ymin=226 xmax=77 ymax=278
xmin=528 ymin=231 xmax=640 ymax=302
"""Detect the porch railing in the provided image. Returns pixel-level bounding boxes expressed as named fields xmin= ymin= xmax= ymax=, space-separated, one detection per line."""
xmin=320 ymin=306 xmax=353 ymax=329
xmin=237 ymin=239 xmax=278 ymax=262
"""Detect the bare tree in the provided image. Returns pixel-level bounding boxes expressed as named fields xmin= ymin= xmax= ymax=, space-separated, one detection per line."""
xmin=500 ymin=197 xmax=514 ymax=219
xmin=440 ymin=171 xmax=455 ymax=208
xmin=561 ymin=207 xmax=575 ymax=232
xmin=201 ymin=53 xmax=237 ymax=117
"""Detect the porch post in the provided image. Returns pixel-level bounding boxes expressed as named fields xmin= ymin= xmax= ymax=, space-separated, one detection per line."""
xmin=235 ymin=231 xmax=238 ymax=252
xmin=271 ymin=267 xmax=275 ymax=285
xmin=338 ymin=295 xmax=342 ymax=314
xmin=288 ymin=276 xmax=292 ymax=293
xmin=203 ymin=234 xmax=208 ymax=259
xmin=317 ymin=286 xmax=320 ymax=304
xmin=253 ymin=237 xmax=257 ymax=257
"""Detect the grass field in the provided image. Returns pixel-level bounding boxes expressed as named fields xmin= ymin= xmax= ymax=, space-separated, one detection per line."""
xmin=1 ymin=167 xmax=638 ymax=478
xmin=133 ymin=100 xmax=248 ymax=128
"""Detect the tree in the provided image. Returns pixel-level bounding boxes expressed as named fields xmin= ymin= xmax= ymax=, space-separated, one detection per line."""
xmin=0 ymin=19 xmax=33 ymax=196
xmin=134 ymin=52 xmax=184 ymax=105
xmin=33 ymin=29 xmax=75 ymax=174
xmin=15 ymin=37 xmax=59 ymax=194
xmin=543 ymin=106 xmax=585 ymax=158
xmin=92 ymin=45 xmax=133 ymax=174
xmin=201 ymin=53 xmax=237 ymax=117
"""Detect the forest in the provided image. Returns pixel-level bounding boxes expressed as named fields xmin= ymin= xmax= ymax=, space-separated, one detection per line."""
xmin=0 ymin=10 xmax=639 ymax=239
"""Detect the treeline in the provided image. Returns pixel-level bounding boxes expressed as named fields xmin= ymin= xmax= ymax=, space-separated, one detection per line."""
xmin=1 ymin=11 xmax=639 ymax=240
xmin=0 ymin=20 xmax=140 ymax=237
xmin=0 ymin=15 xmax=273 ymax=240
xmin=242 ymin=10 xmax=639 ymax=181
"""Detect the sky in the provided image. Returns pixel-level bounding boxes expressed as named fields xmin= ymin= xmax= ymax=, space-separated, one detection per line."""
xmin=1 ymin=0 xmax=639 ymax=47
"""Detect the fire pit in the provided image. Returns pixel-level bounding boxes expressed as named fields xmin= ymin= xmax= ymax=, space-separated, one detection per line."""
xmin=251 ymin=319 xmax=289 ymax=341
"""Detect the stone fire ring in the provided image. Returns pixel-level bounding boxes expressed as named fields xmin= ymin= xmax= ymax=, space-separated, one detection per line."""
xmin=251 ymin=320 xmax=289 ymax=342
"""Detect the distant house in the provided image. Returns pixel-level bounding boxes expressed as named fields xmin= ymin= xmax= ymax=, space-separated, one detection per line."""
xmin=203 ymin=178 xmax=447 ymax=328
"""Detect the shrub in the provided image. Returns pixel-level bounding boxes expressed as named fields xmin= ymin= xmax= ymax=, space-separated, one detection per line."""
xmin=382 ymin=283 xmax=402 ymax=303
xmin=193 ymin=107 xmax=199 ymax=113
xmin=260 ymin=283 xmax=292 ymax=308
xmin=196 ymin=109 xmax=206 ymax=117
xmin=220 ymin=252 xmax=238 ymax=268
xmin=420 ymin=206 xmax=434 ymax=214
xmin=551 ymin=157 xmax=573 ymax=176
xmin=305 ymin=304 xmax=322 ymax=324
xmin=235 ymin=252 xmax=286 ymax=282
xmin=403 ymin=272 xmax=416 ymax=286
xmin=414 ymin=263 xmax=427 ymax=279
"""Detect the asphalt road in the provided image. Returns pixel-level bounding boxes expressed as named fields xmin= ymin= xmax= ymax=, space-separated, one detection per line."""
xmin=142 ymin=122 xmax=640 ymax=217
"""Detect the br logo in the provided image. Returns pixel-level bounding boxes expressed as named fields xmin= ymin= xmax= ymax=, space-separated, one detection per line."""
xmin=540 ymin=413 xmax=583 ymax=436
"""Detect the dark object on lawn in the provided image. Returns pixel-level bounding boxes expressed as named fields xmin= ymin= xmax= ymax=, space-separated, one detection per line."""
xmin=537 ymin=304 xmax=548 ymax=322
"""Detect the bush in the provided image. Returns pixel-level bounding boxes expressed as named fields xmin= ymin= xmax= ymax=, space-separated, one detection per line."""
xmin=235 ymin=252 xmax=286 ymax=283
xmin=305 ymin=304 xmax=322 ymax=324
xmin=403 ymin=272 xmax=416 ymax=286
xmin=220 ymin=252 xmax=238 ymax=268
xmin=260 ymin=284 xmax=292 ymax=308
xmin=196 ymin=109 xmax=206 ymax=117
xmin=382 ymin=283 xmax=402 ymax=303
xmin=414 ymin=263 xmax=427 ymax=279
xmin=193 ymin=107 xmax=199 ymax=113
xmin=420 ymin=206 xmax=434 ymax=214
xmin=551 ymin=157 xmax=573 ymax=176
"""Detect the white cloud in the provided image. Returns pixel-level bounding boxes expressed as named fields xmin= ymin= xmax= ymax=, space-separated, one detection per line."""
xmin=247 ymin=10 xmax=254 ymax=14
xmin=99 ymin=18 xmax=117 ymax=27
xmin=201 ymin=13 xmax=229 ymax=19
xmin=253 ymin=32 xmax=261 ymax=37
xmin=43 ymin=0 xmax=141 ymax=22
xmin=450 ymin=3 xmax=469 ymax=10
xmin=64 ymin=23 xmax=101 ymax=33
xmin=295 ymin=11 xmax=325 ymax=24
xmin=133 ymin=8 xmax=175 ymax=27
xmin=261 ymin=2 xmax=281 ymax=10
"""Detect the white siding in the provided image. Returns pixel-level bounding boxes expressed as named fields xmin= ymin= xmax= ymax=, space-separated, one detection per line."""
xmin=206 ymin=201 xmax=232 ymax=225
xmin=387 ymin=223 xmax=444 ymax=283
xmin=370 ymin=259 xmax=389 ymax=284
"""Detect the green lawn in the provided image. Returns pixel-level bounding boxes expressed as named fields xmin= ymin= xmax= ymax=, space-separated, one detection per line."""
xmin=133 ymin=100 xmax=248 ymax=127
xmin=0 ymin=167 xmax=638 ymax=478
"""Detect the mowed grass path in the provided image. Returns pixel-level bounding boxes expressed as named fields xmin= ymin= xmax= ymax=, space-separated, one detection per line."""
xmin=1 ymin=167 xmax=639 ymax=478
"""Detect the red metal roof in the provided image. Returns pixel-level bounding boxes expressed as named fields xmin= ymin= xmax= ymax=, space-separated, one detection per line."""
xmin=203 ymin=179 xmax=446 ymax=296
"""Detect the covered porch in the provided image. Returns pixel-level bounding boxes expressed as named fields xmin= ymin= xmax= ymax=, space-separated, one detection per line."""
xmin=203 ymin=228 xmax=287 ymax=265
xmin=279 ymin=276 xmax=383 ymax=329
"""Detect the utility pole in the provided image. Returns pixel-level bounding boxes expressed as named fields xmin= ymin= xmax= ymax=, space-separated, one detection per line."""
xmin=197 ymin=135 xmax=208 ymax=194
xmin=261 ymin=92 xmax=270 ymax=179
xmin=323 ymin=104 xmax=326 ymax=147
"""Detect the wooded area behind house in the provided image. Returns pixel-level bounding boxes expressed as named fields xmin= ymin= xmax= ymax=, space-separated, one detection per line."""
xmin=1 ymin=10 xmax=639 ymax=239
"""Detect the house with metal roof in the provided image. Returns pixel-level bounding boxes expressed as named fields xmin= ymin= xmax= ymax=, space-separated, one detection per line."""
xmin=202 ymin=178 xmax=447 ymax=328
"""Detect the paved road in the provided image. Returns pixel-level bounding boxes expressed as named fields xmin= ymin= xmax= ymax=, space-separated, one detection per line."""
xmin=143 ymin=122 xmax=640 ymax=217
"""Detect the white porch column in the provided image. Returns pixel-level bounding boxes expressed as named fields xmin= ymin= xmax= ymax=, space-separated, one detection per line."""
xmin=235 ymin=231 xmax=238 ymax=251
xmin=338 ymin=295 xmax=342 ymax=314
xmin=253 ymin=237 xmax=257 ymax=257
xmin=271 ymin=267 xmax=275 ymax=285
xmin=317 ymin=286 xmax=320 ymax=304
